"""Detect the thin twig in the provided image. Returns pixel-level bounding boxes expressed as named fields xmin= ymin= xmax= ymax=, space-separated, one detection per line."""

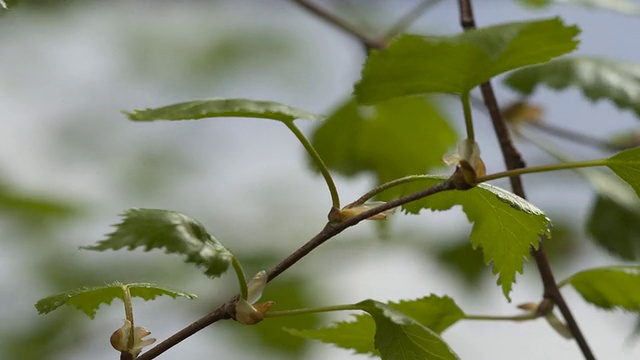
xmin=528 ymin=121 xmax=617 ymax=151
xmin=457 ymin=1 xmax=596 ymax=359
xmin=290 ymin=0 xmax=386 ymax=50
xmin=136 ymin=177 xmax=457 ymax=360
xmin=383 ymin=0 xmax=444 ymax=40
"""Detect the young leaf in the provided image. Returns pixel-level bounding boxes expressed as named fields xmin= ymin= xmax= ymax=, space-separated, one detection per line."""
xmin=607 ymin=147 xmax=640 ymax=197
xmin=355 ymin=17 xmax=579 ymax=104
xmin=504 ymin=56 xmax=640 ymax=118
xmin=83 ymin=208 xmax=233 ymax=278
xmin=124 ymin=98 xmax=324 ymax=123
xmin=35 ymin=282 xmax=196 ymax=319
xmin=357 ymin=300 xmax=460 ymax=360
xmin=286 ymin=295 xmax=464 ymax=357
xmin=285 ymin=314 xmax=378 ymax=356
xmin=397 ymin=176 xmax=551 ymax=299
xmin=311 ymin=97 xmax=456 ymax=189
xmin=562 ymin=266 xmax=640 ymax=311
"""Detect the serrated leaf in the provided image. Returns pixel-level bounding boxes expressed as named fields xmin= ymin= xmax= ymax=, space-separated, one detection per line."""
xmin=35 ymin=282 xmax=196 ymax=319
xmin=311 ymin=97 xmax=456 ymax=189
xmin=607 ymin=147 xmax=640 ymax=197
xmin=285 ymin=314 xmax=378 ymax=356
xmin=355 ymin=17 xmax=579 ymax=103
xmin=83 ymin=208 xmax=233 ymax=278
xmin=563 ymin=266 xmax=640 ymax=311
xmin=358 ymin=300 xmax=460 ymax=360
xmin=124 ymin=98 xmax=323 ymax=123
xmin=397 ymin=176 xmax=551 ymax=299
xmin=505 ymin=56 xmax=640 ymax=118
xmin=286 ymin=296 xmax=464 ymax=357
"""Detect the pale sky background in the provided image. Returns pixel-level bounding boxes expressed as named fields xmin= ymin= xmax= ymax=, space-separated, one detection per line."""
xmin=2 ymin=1 xmax=640 ymax=359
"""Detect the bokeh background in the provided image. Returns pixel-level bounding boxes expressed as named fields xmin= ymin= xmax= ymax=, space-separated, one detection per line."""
xmin=2 ymin=0 xmax=640 ymax=359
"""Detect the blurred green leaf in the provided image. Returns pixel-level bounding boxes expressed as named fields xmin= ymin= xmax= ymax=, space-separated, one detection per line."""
xmin=607 ymin=147 xmax=640 ymax=197
xmin=83 ymin=208 xmax=233 ymax=278
xmin=248 ymin=277 xmax=319 ymax=357
xmin=124 ymin=98 xmax=323 ymax=123
xmin=358 ymin=300 xmax=460 ymax=360
xmin=587 ymin=195 xmax=640 ymax=261
xmin=435 ymin=239 xmax=487 ymax=286
xmin=562 ymin=266 xmax=640 ymax=311
xmin=286 ymin=296 xmax=464 ymax=357
xmin=35 ymin=282 xmax=196 ymax=319
xmin=355 ymin=18 xmax=579 ymax=103
xmin=311 ymin=97 xmax=456 ymax=191
xmin=398 ymin=176 xmax=550 ymax=299
xmin=0 ymin=183 xmax=76 ymax=222
xmin=505 ymin=56 xmax=640 ymax=118
xmin=517 ymin=0 xmax=640 ymax=15
xmin=0 ymin=0 xmax=18 ymax=10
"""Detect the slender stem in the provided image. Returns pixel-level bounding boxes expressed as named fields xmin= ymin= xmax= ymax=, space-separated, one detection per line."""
xmin=283 ymin=121 xmax=341 ymax=209
xmin=265 ymin=304 xmax=361 ymax=318
xmin=463 ymin=313 xmax=538 ymax=322
xmin=231 ymin=256 xmax=248 ymax=300
xmin=458 ymin=1 xmax=596 ymax=359
xmin=350 ymin=174 xmax=435 ymax=206
xmin=461 ymin=92 xmax=475 ymax=141
xmin=528 ymin=121 xmax=617 ymax=151
xmin=383 ymin=0 xmax=444 ymax=40
xmin=476 ymin=159 xmax=608 ymax=183
xmin=122 ymin=286 xmax=135 ymax=349
xmin=290 ymin=0 xmax=385 ymax=51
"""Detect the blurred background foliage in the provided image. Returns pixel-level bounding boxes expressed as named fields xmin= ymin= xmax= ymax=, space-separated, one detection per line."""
xmin=2 ymin=0 xmax=640 ymax=359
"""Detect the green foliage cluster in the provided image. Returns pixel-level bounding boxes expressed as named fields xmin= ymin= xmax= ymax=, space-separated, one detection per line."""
xmin=19 ymin=1 xmax=640 ymax=359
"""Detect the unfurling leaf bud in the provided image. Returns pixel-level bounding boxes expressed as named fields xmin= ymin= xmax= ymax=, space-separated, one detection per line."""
xmin=110 ymin=320 xmax=156 ymax=358
xmin=444 ymin=138 xmax=486 ymax=187
xmin=331 ymin=201 xmax=396 ymax=222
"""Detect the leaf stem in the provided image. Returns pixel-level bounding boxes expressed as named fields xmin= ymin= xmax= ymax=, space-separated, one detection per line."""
xmin=477 ymin=159 xmax=608 ymax=183
xmin=461 ymin=92 xmax=475 ymax=141
xmin=230 ymin=256 xmax=248 ymax=301
xmin=122 ymin=285 xmax=135 ymax=350
xmin=283 ymin=121 xmax=341 ymax=209
xmin=350 ymin=174 xmax=435 ymax=206
xmin=265 ymin=303 xmax=361 ymax=318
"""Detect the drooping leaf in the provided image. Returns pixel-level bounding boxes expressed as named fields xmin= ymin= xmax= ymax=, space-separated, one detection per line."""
xmin=285 ymin=314 xmax=378 ymax=356
xmin=35 ymin=282 xmax=196 ymax=319
xmin=517 ymin=0 xmax=640 ymax=15
xmin=355 ymin=17 xmax=579 ymax=104
xmin=358 ymin=300 xmax=460 ymax=360
xmin=83 ymin=208 xmax=233 ymax=278
xmin=124 ymin=98 xmax=323 ymax=123
xmin=286 ymin=296 xmax=464 ymax=357
xmin=562 ymin=266 xmax=640 ymax=311
xmin=607 ymin=147 xmax=640 ymax=197
xmin=311 ymin=97 xmax=456 ymax=190
xmin=396 ymin=176 xmax=551 ymax=299
xmin=505 ymin=56 xmax=640 ymax=118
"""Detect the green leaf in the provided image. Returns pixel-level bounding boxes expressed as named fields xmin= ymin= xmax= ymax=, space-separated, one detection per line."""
xmin=35 ymin=282 xmax=196 ymax=319
xmin=311 ymin=97 xmax=456 ymax=188
xmin=286 ymin=296 xmax=464 ymax=357
xmin=124 ymin=98 xmax=324 ymax=123
xmin=83 ymin=208 xmax=233 ymax=278
xmin=607 ymin=147 xmax=640 ymax=197
xmin=358 ymin=300 xmax=460 ymax=360
xmin=517 ymin=0 xmax=640 ymax=15
xmin=355 ymin=17 xmax=579 ymax=103
xmin=285 ymin=314 xmax=378 ymax=356
xmin=563 ymin=266 xmax=640 ymax=311
xmin=504 ymin=56 xmax=640 ymax=118
xmin=397 ymin=176 xmax=551 ymax=299
xmin=0 ymin=0 xmax=18 ymax=10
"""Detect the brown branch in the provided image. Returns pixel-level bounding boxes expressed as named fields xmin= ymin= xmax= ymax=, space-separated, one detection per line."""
xmin=457 ymin=1 xmax=596 ymax=359
xmin=290 ymin=0 xmax=386 ymax=50
xmin=135 ymin=177 xmax=457 ymax=360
